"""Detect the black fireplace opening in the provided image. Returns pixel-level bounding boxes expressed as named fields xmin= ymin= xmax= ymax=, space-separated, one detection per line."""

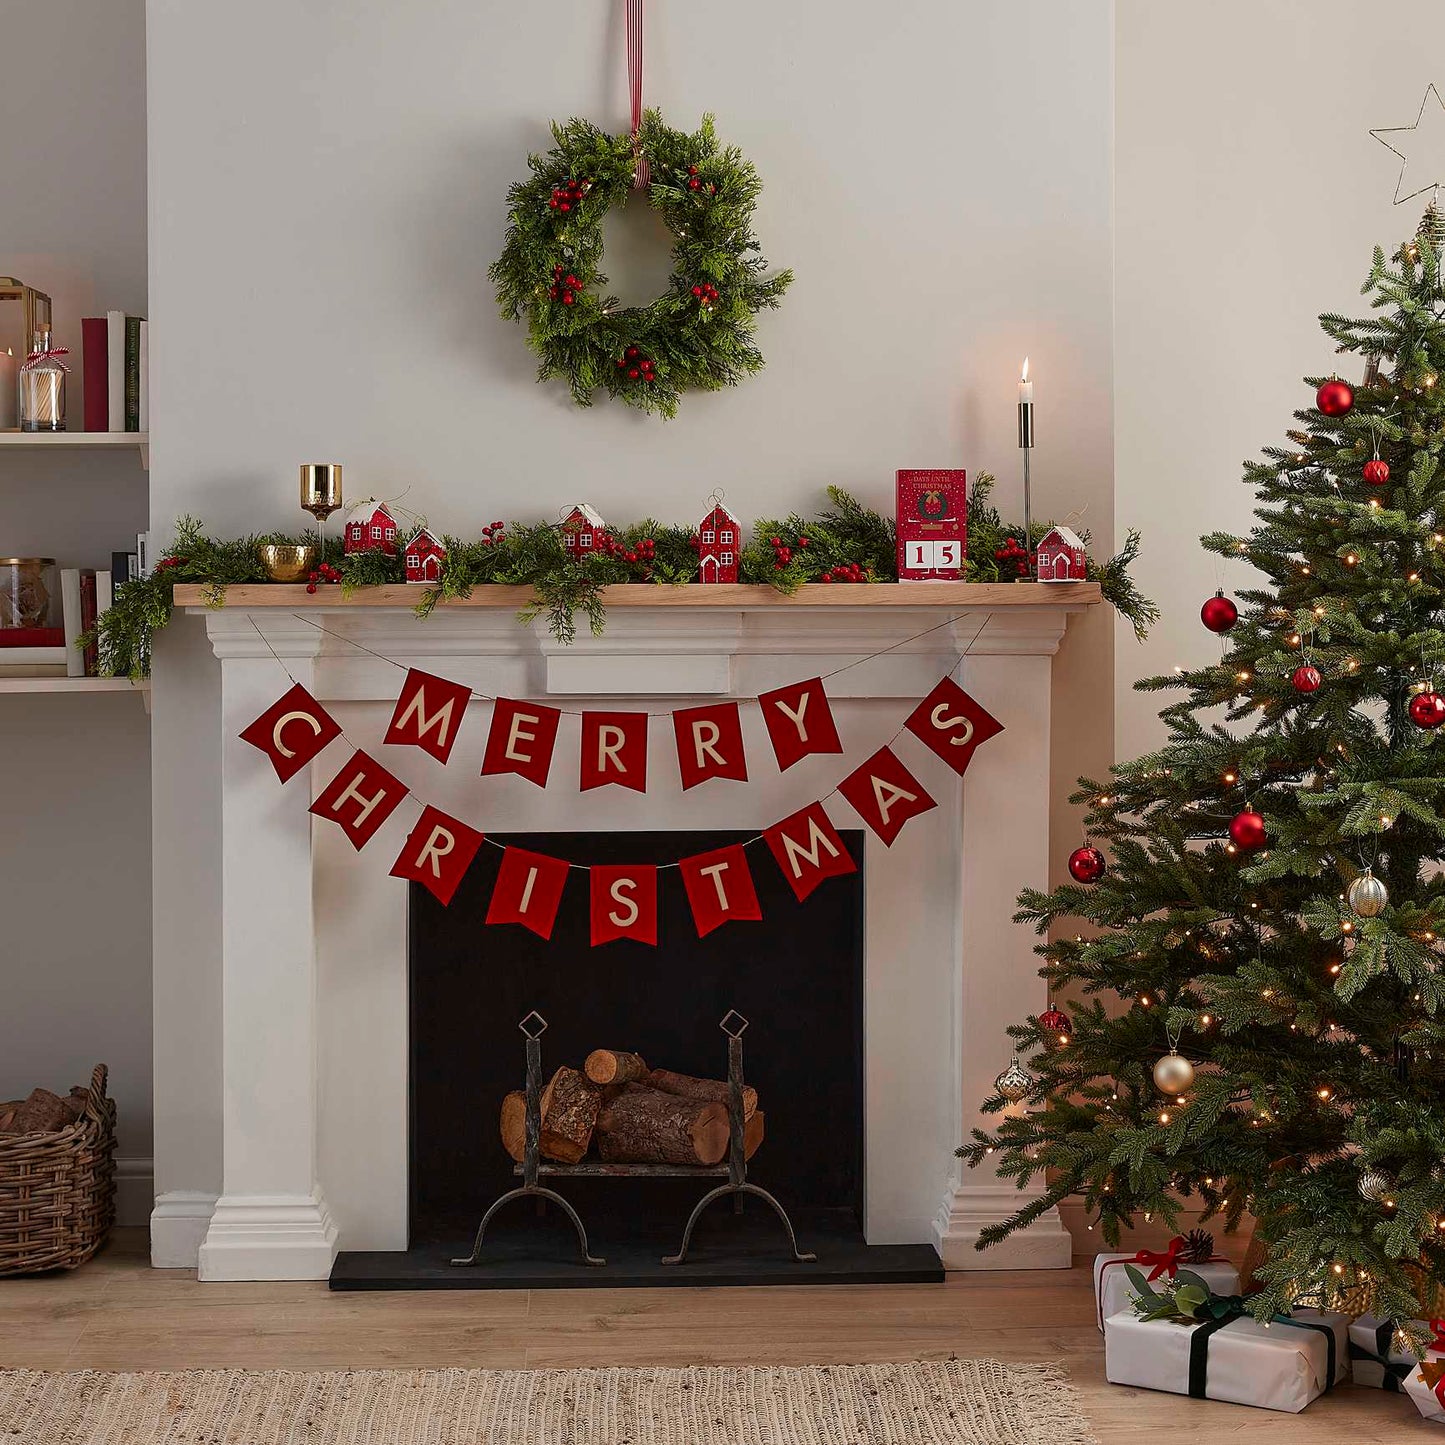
xmin=330 ymin=828 xmax=944 ymax=1288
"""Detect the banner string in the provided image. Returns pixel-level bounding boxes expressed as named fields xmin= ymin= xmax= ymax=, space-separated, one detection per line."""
xmin=248 ymin=611 xmax=994 ymax=875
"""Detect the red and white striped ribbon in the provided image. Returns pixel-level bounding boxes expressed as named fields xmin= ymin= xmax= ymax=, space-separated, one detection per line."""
xmin=626 ymin=0 xmax=650 ymax=188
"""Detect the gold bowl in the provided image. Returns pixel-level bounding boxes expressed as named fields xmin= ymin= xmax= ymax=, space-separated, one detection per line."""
xmin=258 ymin=544 xmax=318 ymax=583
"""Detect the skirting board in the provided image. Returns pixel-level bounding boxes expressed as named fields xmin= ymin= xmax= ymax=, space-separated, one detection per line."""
xmin=150 ymin=1190 xmax=218 ymax=1268
xmin=115 ymin=1156 xmax=154 ymax=1228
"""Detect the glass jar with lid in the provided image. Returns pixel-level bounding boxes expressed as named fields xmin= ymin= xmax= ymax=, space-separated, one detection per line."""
xmin=0 ymin=558 xmax=60 ymax=631
xmin=18 ymin=329 xmax=66 ymax=432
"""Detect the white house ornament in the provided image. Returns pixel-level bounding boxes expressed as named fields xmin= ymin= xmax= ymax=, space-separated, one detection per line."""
xmin=994 ymin=1055 xmax=1035 ymax=1102
xmin=1152 ymin=1052 xmax=1196 ymax=1095
xmin=1348 ymin=869 xmax=1389 ymax=918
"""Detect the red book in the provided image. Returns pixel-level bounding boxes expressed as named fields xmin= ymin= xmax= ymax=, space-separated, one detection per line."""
xmin=80 ymin=571 xmax=98 ymax=675
xmin=81 ymin=317 xmax=108 ymax=432
xmin=0 ymin=627 xmax=64 ymax=648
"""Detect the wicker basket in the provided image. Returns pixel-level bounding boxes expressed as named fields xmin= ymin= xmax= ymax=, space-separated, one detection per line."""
xmin=0 ymin=1065 xmax=116 ymax=1275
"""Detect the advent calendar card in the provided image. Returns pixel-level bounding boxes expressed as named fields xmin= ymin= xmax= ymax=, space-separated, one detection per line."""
xmin=896 ymin=470 xmax=966 ymax=581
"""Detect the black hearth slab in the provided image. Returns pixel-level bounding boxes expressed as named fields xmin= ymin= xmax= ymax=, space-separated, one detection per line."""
xmin=330 ymin=1213 xmax=943 ymax=1291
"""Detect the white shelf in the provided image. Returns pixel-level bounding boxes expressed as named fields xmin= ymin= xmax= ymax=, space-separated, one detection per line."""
xmin=0 ymin=431 xmax=149 ymax=468
xmin=0 ymin=675 xmax=149 ymax=695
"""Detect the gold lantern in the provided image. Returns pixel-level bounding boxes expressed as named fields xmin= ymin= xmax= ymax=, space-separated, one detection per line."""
xmin=0 ymin=278 xmax=53 ymax=360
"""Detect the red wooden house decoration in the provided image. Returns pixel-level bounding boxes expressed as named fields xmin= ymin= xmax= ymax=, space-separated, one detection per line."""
xmin=403 ymin=525 xmax=446 ymax=585
xmin=895 ymin=470 xmax=967 ymax=580
xmin=344 ymin=501 xmax=401 ymax=557
xmin=696 ymin=500 xmax=742 ymax=584
xmin=1035 ymin=525 xmax=1087 ymax=582
xmin=558 ymin=503 xmax=606 ymax=558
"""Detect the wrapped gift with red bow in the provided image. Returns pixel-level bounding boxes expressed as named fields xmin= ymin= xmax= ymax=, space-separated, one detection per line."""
xmin=1093 ymin=1231 xmax=1238 ymax=1331
xmin=1403 ymin=1321 xmax=1445 ymax=1423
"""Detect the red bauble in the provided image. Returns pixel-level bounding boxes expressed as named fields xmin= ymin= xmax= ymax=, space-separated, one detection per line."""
xmin=1228 ymin=809 xmax=1268 ymax=851
xmin=1038 ymin=1005 xmax=1072 ymax=1035
xmin=1201 ymin=592 xmax=1239 ymax=633
xmin=1291 ymin=664 xmax=1322 ymax=693
xmin=1068 ymin=845 xmax=1107 ymax=883
xmin=1409 ymin=689 xmax=1445 ymax=729
xmin=1316 ymin=379 xmax=1354 ymax=417
xmin=1363 ymin=459 xmax=1390 ymax=485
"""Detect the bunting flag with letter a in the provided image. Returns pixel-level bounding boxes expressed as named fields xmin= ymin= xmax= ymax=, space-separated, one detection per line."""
xmin=758 ymin=676 xmax=843 ymax=771
xmin=309 ymin=749 xmax=409 ymax=850
xmin=763 ymin=801 xmax=856 ymax=901
xmin=580 ymin=711 xmax=649 ymax=792
xmin=838 ymin=745 xmax=937 ymax=845
xmin=384 ymin=668 xmax=473 ymax=764
xmin=679 ymin=843 xmax=762 ymax=936
xmin=239 ymin=682 xmax=342 ymax=782
xmin=589 ymin=863 xmax=658 ymax=945
xmin=903 ymin=676 xmax=1003 ymax=777
xmin=485 ymin=845 xmax=570 ymax=939
xmin=481 ymin=698 xmax=562 ymax=787
xmin=673 ymin=701 xmax=748 ymax=789
xmin=389 ymin=805 xmax=485 ymax=906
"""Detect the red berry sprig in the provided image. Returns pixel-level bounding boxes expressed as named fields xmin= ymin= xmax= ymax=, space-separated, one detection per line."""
xmin=820 ymin=563 xmax=867 ymax=584
xmin=615 ymin=345 xmax=656 ymax=383
xmin=767 ymin=534 xmax=795 ymax=570
xmin=305 ymin=562 xmax=342 ymax=594
xmin=683 ymin=165 xmax=717 ymax=196
xmin=549 ymin=263 xmax=582 ymax=306
xmin=548 ymin=176 xmax=589 ymax=213
xmin=479 ymin=521 xmax=507 ymax=547
xmin=994 ymin=536 xmax=1030 ymax=577
xmin=691 ymin=282 xmax=720 ymax=310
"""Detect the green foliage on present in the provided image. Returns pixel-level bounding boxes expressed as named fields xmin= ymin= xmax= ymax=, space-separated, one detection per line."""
xmin=489 ymin=112 xmax=793 ymax=417
xmin=957 ymin=217 xmax=1445 ymax=1324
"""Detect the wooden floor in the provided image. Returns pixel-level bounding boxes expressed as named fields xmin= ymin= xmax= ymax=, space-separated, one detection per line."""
xmin=0 ymin=1230 xmax=1432 ymax=1442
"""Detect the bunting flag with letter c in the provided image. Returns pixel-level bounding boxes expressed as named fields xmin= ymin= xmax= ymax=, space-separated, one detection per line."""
xmin=239 ymin=682 xmax=342 ymax=782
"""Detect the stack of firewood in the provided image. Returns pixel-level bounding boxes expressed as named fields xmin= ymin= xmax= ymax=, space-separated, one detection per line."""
xmin=500 ymin=1049 xmax=764 ymax=1168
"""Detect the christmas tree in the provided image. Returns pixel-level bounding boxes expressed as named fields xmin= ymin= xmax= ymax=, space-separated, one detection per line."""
xmin=959 ymin=207 xmax=1445 ymax=1325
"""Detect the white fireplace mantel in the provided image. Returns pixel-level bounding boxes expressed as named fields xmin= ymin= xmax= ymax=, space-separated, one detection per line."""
xmin=160 ymin=584 xmax=1097 ymax=1280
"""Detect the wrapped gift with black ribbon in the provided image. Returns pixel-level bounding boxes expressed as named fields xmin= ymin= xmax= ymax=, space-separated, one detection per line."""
xmin=1349 ymin=1313 xmax=1433 ymax=1392
xmin=1092 ymin=1231 xmax=1237 ymax=1331
xmin=1104 ymin=1269 xmax=1349 ymax=1413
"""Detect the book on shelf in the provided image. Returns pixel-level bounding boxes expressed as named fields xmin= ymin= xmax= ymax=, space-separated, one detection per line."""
xmin=80 ymin=570 xmax=98 ymax=675
xmin=0 ymin=627 xmax=64 ymax=650
xmin=59 ymin=568 xmax=113 ymax=677
xmin=137 ymin=531 xmax=152 ymax=579
xmin=124 ymin=316 xmax=143 ymax=432
xmin=106 ymin=312 xmax=125 ymax=434
xmin=81 ymin=317 xmax=108 ymax=431
xmin=111 ymin=550 xmax=138 ymax=584
xmin=138 ymin=321 xmax=149 ymax=434
xmin=60 ymin=569 xmax=85 ymax=676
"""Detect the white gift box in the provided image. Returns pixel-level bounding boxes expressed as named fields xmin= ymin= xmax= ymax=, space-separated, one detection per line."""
xmin=1349 ymin=1314 xmax=1426 ymax=1392
xmin=1104 ymin=1307 xmax=1349 ymax=1413
xmin=1404 ymin=1351 xmax=1445 ymax=1424
xmin=1092 ymin=1250 xmax=1239 ymax=1330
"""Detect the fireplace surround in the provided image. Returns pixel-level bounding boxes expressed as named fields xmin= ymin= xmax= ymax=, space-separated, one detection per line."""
xmin=157 ymin=584 xmax=1095 ymax=1280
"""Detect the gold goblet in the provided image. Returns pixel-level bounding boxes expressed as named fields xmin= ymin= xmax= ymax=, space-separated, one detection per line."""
xmin=300 ymin=463 xmax=343 ymax=555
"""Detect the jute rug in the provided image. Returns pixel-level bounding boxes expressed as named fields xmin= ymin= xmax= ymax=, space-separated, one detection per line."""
xmin=0 ymin=1359 xmax=1096 ymax=1444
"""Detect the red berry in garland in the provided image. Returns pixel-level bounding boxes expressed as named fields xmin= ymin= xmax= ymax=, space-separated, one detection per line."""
xmin=1068 ymin=844 xmax=1106 ymax=883
xmin=1200 ymin=591 xmax=1239 ymax=633
xmin=1291 ymin=664 xmax=1322 ymax=693
xmin=1409 ymin=689 xmax=1445 ymax=729
xmin=1228 ymin=809 xmax=1268 ymax=851
xmin=1316 ymin=379 xmax=1354 ymax=416
xmin=1363 ymin=459 xmax=1390 ymax=485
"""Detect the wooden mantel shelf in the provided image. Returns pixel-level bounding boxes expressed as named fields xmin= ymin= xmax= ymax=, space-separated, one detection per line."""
xmin=173 ymin=581 xmax=1103 ymax=610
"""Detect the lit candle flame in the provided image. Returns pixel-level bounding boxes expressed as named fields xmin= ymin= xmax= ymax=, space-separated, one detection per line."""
xmin=1020 ymin=356 xmax=1029 ymax=383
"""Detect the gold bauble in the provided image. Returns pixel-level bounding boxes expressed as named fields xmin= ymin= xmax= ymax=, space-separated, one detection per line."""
xmin=1152 ymin=1052 xmax=1195 ymax=1094
xmin=1347 ymin=870 xmax=1389 ymax=918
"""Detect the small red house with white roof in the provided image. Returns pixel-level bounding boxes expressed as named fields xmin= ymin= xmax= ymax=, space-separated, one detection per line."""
xmin=696 ymin=500 xmax=742 ymax=584
xmin=344 ymin=501 xmax=401 ymax=556
xmin=1035 ymin=525 xmax=1087 ymax=582
xmin=403 ymin=526 xmax=446 ymax=585
xmin=559 ymin=503 xmax=606 ymax=558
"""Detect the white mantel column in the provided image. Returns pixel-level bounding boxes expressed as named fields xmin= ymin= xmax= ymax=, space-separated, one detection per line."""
xmin=932 ymin=622 xmax=1074 ymax=1269
xmin=196 ymin=613 xmax=338 ymax=1280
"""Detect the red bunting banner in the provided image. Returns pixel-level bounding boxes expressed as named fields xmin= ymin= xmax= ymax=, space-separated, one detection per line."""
xmin=758 ymin=677 xmax=842 ymax=771
xmin=481 ymin=698 xmax=561 ymax=787
xmin=904 ymin=676 xmax=1003 ymax=777
xmin=590 ymin=863 xmax=658 ymax=945
xmin=310 ymin=749 xmax=409 ymax=850
xmin=763 ymin=802 xmax=857 ymax=901
xmin=679 ymin=843 xmax=762 ymax=936
xmin=384 ymin=668 xmax=473 ymax=764
xmin=239 ymin=682 xmax=342 ymax=782
xmin=485 ymin=845 xmax=570 ymax=938
xmin=389 ymin=805 xmax=485 ymax=906
xmin=838 ymin=745 xmax=937 ymax=846
xmin=673 ymin=701 xmax=748 ymax=789
xmin=580 ymin=711 xmax=649 ymax=792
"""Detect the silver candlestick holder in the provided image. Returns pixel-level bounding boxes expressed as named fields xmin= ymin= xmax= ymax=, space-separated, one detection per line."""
xmin=1017 ymin=398 xmax=1034 ymax=578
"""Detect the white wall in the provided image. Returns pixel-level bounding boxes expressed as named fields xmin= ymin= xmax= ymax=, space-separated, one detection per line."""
xmin=0 ymin=0 xmax=152 ymax=1223
xmin=146 ymin=0 xmax=1116 ymax=1243
xmin=1115 ymin=2 xmax=1445 ymax=759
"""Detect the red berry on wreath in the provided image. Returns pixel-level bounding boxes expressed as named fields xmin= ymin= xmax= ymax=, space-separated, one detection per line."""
xmin=1228 ymin=809 xmax=1268 ymax=851
xmin=559 ymin=202 xmax=570 ymax=212
xmin=689 ymin=178 xmax=701 ymax=190
xmin=562 ymin=292 xmax=574 ymax=305
xmin=1409 ymin=689 xmax=1445 ymax=729
xmin=628 ymin=368 xmax=640 ymax=379
xmin=1291 ymin=664 xmax=1322 ymax=693
xmin=566 ymin=275 xmax=578 ymax=287
xmin=692 ymin=285 xmax=703 ymax=297
xmin=1201 ymin=591 xmax=1239 ymax=633
xmin=1363 ymin=459 xmax=1390 ymax=485
xmin=1067 ymin=845 xmax=1106 ymax=883
xmin=306 ymin=583 xmax=318 ymax=594
xmin=797 ymin=536 xmax=809 ymax=547
xmin=770 ymin=536 xmax=781 ymax=547
xmin=626 ymin=346 xmax=639 ymax=359
xmin=1316 ymin=378 xmax=1354 ymax=416
xmin=688 ymin=165 xmax=698 ymax=175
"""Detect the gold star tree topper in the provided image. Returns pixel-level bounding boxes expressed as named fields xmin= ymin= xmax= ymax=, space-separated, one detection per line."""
xmin=1371 ymin=84 xmax=1445 ymax=205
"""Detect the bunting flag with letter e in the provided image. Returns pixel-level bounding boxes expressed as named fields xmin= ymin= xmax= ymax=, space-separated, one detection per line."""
xmin=239 ymin=682 xmax=342 ymax=782
xmin=904 ymin=675 xmax=1003 ymax=777
xmin=481 ymin=698 xmax=562 ymax=787
xmin=384 ymin=668 xmax=473 ymax=764
xmin=679 ymin=843 xmax=763 ymax=937
xmin=389 ymin=805 xmax=486 ymax=906
xmin=673 ymin=701 xmax=748 ymax=789
xmin=309 ymin=749 xmax=409 ymax=850
xmin=485 ymin=845 xmax=571 ymax=939
xmin=838 ymin=745 xmax=937 ymax=846
xmin=758 ymin=677 xmax=843 ymax=771
xmin=580 ymin=710 xmax=649 ymax=792
xmin=590 ymin=863 xmax=659 ymax=946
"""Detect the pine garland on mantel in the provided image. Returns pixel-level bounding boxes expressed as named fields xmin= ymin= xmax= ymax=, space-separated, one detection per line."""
xmin=92 ymin=481 xmax=1155 ymax=677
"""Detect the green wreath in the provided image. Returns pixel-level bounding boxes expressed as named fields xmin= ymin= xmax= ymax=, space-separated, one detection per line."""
xmin=489 ymin=111 xmax=792 ymax=418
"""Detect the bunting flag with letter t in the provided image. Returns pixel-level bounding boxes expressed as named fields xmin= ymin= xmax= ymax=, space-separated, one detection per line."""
xmin=485 ymin=845 xmax=570 ymax=939
xmin=239 ymin=682 xmax=342 ymax=782
xmin=580 ymin=711 xmax=649 ymax=792
xmin=758 ymin=677 xmax=843 ymax=771
xmin=590 ymin=863 xmax=658 ymax=945
xmin=678 ymin=843 xmax=762 ymax=937
xmin=673 ymin=701 xmax=748 ymax=789
xmin=384 ymin=668 xmax=473 ymax=764
xmin=903 ymin=675 xmax=1003 ymax=777
xmin=838 ymin=744 xmax=937 ymax=846
xmin=389 ymin=804 xmax=485 ymax=906
xmin=481 ymin=698 xmax=562 ymax=787
xmin=763 ymin=801 xmax=856 ymax=901
xmin=309 ymin=749 xmax=409 ymax=850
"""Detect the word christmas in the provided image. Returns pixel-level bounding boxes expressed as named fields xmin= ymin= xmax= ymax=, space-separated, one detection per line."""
xmin=240 ymin=670 xmax=1002 ymax=944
